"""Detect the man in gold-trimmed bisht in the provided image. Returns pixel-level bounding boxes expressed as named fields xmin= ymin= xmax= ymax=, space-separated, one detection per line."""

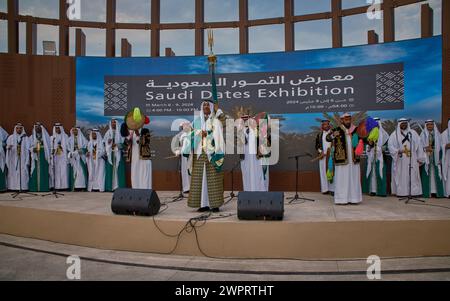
xmin=29 ymin=122 xmax=51 ymax=192
xmin=183 ymin=100 xmax=225 ymax=212
xmin=326 ymin=113 xmax=363 ymax=205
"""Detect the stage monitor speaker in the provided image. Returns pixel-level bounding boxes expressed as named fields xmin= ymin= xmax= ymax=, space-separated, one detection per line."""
xmin=237 ymin=192 xmax=284 ymax=221
xmin=111 ymin=188 xmax=160 ymax=216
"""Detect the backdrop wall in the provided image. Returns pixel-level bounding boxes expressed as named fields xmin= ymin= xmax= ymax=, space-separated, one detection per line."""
xmin=0 ymin=36 xmax=443 ymax=191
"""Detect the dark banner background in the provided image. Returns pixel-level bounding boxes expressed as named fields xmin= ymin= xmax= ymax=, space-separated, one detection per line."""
xmin=104 ymin=63 xmax=404 ymax=116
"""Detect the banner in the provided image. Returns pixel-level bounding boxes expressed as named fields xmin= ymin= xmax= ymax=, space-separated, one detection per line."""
xmin=104 ymin=63 xmax=404 ymax=116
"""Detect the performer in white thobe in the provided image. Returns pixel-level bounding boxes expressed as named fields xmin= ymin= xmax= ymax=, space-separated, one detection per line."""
xmin=420 ymin=120 xmax=445 ymax=198
xmin=326 ymin=113 xmax=362 ymax=205
xmin=6 ymin=124 xmax=30 ymax=191
xmin=103 ymin=118 xmax=126 ymax=191
xmin=50 ymin=123 xmax=69 ymax=190
xmin=442 ymin=119 xmax=450 ymax=198
xmin=86 ymin=129 xmax=106 ymax=192
xmin=68 ymin=127 xmax=88 ymax=191
xmin=184 ymin=101 xmax=225 ymax=212
xmin=0 ymin=125 xmax=8 ymax=191
xmin=173 ymin=122 xmax=192 ymax=193
xmin=240 ymin=117 xmax=267 ymax=192
xmin=388 ymin=118 xmax=426 ymax=197
xmin=129 ymin=128 xmax=152 ymax=189
xmin=364 ymin=117 xmax=389 ymax=196
xmin=315 ymin=119 xmax=334 ymax=194
xmin=28 ymin=122 xmax=51 ymax=192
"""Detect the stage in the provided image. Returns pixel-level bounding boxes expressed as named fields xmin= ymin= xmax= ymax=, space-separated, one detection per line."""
xmin=0 ymin=192 xmax=450 ymax=260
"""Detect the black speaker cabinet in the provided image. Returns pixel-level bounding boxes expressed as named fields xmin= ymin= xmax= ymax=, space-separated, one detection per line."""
xmin=111 ymin=188 xmax=160 ymax=216
xmin=237 ymin=192 xmax=284 ymax=220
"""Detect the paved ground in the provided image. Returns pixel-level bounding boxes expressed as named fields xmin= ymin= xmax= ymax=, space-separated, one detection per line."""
xmin=1 ymin=191 xmax=450 ymax=222
xmin=1 ymin=234 xmax=450 ymax=281
xmin=1 ymin=192 xmax=450 ymax=280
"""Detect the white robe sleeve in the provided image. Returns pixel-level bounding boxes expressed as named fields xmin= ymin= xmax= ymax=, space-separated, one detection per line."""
xmin=413 ymin=132 xmax=426 ymax=164
xmin=388 ymin=133 xmax=399 ymax=160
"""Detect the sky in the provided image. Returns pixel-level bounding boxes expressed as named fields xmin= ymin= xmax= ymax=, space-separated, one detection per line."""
xmin=0 ymin=0 xmax=443 ymax=55
xmin=76 ymin=36 xmax=442 ymax=135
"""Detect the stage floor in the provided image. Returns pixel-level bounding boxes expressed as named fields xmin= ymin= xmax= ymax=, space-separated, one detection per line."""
xmin=0 ymin=191 xmax=450 ymax=222
xmin=1 ymin=192 xmax=450 ymax=259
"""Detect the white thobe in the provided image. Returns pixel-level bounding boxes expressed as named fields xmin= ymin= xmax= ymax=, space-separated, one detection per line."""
xmin=177 ymin=131 xmax=191 ymax=193
xmin=0 ymin=127 xmax=8 ymax=176
xmin=420 ymin=129 xmax=443 ymax=195
xmin=333 ymin=130 xmax=362 ymax=204
xmin=181 ymin=155 xmax=190 ymax=193
xmin=442 ymin=128 xmax=450 ymax=197
xmin=69 ymin=151 xmax=87 ymax=189
xmin=6 ymin=135 xmax=30 ymax=190
xmin=388 ymin=131 xmax=425 ymax=197
xmin=200 ymin=164 xmax=210 ymax=208
xmin=50 ymin=135 xmax=69 ymax=190
xmin=131 ymin=134 xmax=152 ymax=189
xmin=366 ymin=144 xmax=384 ymax=193
xmin=391 ymin=159 xmax=397 ymax=195
xmin=104 ymin=129 xmax=124 ymax=191
xmin=241 ymin=128 xmax=267 ymax=192
xmin=87 ymin=141 xmax=105 ymax=192
xmin=318 ymin=131 xmax=334 ymax=193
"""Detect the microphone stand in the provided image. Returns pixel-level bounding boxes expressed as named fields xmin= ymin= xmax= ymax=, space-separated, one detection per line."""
xmin=12 ymin=135 xmax=38 ymax=199
xmin=399 ymin=132 xmax=425 ymax=204
xmin=224 ymin=158 xmax=241 ymax=204
xmin=288 ymin=153 xmax=316 ymax=204
xmin=172 ymin=154 xmax=187 ymax=202
xmin=43 ymin=137 xmax=64 ymax=198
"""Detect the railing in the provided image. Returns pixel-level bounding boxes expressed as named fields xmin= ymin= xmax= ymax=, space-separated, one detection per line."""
xmin=0 ymin=0 xmax=436 ymax=57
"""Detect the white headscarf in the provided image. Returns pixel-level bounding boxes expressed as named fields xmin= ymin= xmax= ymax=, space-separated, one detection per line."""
xmin=0 ymin=126 xmax=8 ymax=172
xmin=6 ymin=124 xmax=28 ymax=171
xmin=30 ymin=123 xmax=51 ymax=162
xmin=374 ymin=118 xmax=389 ymax=147
xmin=104 ymin=119 xmax=122 ymax=144
xmin=0 ymin=126 xmax=7 ymax=142
xmin=192 ymin=101 xmax=224 ymax=160
xmin=420 ymin=120 xmax=442 ymax=178
xmin=29 ymin=123 xmax=51 ymax=175
xmin=443 ymin=119 xmax=450 ymax=181
xmin=68 ymin=127 xmax=88 ymax=152
xmin=88 ymin=129 xmax=105 ymax=156
xmin=395 ymin=119 xmax=413 ymax=150
xmin=366 ymin=118 xmax=388 ymax=179
xmin=104 ymin=119 xmax=123 ymax=165
xmin=199 ymin=101 xmax=215 ymax=131
xmin=447 ymin=119 xmax=450 ymax=142
xmin=51 ymin=124 xmax=69 ymax=157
